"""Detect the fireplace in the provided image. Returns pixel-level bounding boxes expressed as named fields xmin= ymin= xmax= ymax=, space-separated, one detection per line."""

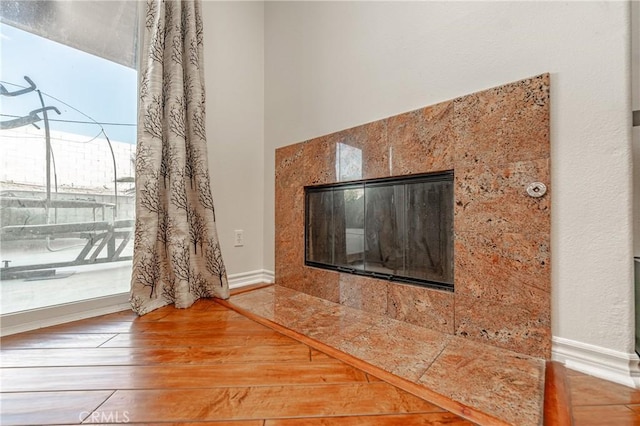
xmin=305 ymin=171 xmax=454 ymax=290
xmin=275 ymin=74 xmax=551 ymax=359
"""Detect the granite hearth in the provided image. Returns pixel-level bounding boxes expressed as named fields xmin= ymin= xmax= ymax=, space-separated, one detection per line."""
xmin=275 ymin=74 xmax=550 ymax=359
xmin=229 ymin=284 xmax=546 ymax=425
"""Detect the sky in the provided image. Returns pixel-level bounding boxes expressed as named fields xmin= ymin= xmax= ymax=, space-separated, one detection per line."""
xmin=0 ymin=23 xmax=137 ymax=144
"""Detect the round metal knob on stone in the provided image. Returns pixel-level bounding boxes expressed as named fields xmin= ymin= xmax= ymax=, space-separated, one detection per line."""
xmin=526 ymin=182 xmax=547 ymax=198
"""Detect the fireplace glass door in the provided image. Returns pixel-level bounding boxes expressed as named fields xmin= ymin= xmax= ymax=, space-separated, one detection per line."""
xmin=305 ymin=171 xmax=454 ymax=290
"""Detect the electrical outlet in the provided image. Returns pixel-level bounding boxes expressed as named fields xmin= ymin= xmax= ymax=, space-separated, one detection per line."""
xmin=234 ymin=230 xmax=244 ymax=247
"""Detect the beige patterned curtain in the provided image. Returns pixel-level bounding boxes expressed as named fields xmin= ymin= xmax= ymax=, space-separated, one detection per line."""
xmin=130 ymin=0 xmax=229 ymax=315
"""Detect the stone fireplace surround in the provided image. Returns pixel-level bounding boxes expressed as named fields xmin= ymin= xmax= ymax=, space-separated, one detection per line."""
xmin=275 ymin=74 xmax=550 ymax=359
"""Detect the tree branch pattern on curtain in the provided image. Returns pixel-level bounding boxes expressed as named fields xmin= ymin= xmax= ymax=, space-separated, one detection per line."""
xmin=131 ymin=0 xmax=229 ymax=315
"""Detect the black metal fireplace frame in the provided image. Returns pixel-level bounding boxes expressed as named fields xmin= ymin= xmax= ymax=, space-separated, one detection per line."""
xmin=304 ymin=170 xmax=454 ymax=292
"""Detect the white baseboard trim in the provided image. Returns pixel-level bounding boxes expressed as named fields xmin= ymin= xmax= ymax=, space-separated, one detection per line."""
xmin=228 ymin=269 xmax=274 ymax=289
xmin=1 ymin=272 xmax=275 ymax=336
xmin=1 ymin=293 xmax=131 ymax=337
xmin=552 ymin=336 xmax=640 ymax=388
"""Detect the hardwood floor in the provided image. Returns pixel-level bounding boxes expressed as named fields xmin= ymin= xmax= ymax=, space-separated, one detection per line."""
xmin=543 ymin=360 xmax=640 ymax=425
xmin=566 ymin=366 xmax=640 ymax=425
xmin=3 ymin=287 xmax=640 ymax=425
xmin=0 ymin=297 xmax=473 ymax=425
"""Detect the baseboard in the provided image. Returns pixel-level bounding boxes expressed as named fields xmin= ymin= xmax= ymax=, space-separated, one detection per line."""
xmin=228 ymin=269 xmax=274 ymax=289
xmin=1 ymin=293 xmax=131 ymax=337
xmin=552 ymin=336 xmax=640 ymax=388
xmin=1 ymin=272 xmax=274 ymax=336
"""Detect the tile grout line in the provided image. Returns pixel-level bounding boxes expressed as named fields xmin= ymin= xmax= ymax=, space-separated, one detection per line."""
xmin=418 ymin=337 xmax=451 ymax=383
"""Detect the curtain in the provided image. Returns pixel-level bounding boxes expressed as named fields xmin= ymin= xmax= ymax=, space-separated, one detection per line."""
xmin=130 ymin=0 xmax=229 ymax=315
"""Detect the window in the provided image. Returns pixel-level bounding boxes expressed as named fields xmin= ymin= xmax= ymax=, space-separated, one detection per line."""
xmin=0 ymin=1 xmax=139 ymax=314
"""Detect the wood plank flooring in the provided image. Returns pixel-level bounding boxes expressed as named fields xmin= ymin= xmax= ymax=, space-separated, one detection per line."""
xmin=4 ymin=287 xmax=640 ymax=425
xmin=565 ymin=366 xmax=640 ymax=425
xmin=543 ymin=360 xmax=640 ymax=425
xmin=0 ymin=298 xmax=474 ymax=425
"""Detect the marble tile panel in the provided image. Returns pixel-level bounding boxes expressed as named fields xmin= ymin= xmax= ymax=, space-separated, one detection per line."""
xmin=361 ymin=122 xmax=391 ymax=180
xmin=233 ymin=286 xmax=383 ymax=347
xmin=234 ymin=301 xmax=275 ymax=321
xmin=270 ymin=291 xmax=326 ymax=329
xmin=231 ymin=286 xmax=305 ymax=322
xmin=274 ymin=227 xmax=303 ymax=281
xmin=231 ymin=285 xmax=276 ymax=307
xmin=455 ymin=231 xmax=550 ymax=299
xmin=418 ymin=337 xmax=545 ymax=426
xmin=388 ymin=101 xmax=455 ymax=176
xmin=454 ymin=294 xmax=551 ymax=359
xmin=275 ymin=264 xmax=306 ymax=294
xmin=386 ymin=283 xmax=454 ymax=335
xmin=454 ymin=158 xmax=550 ymax=235
xmin=276 ymin=258 xmax=305 ymax=288
xmin=231 ymin=286 xmax=320 ymax=330
xmin=302 ymin=267 xmax=341 ymax=303
xmin=274 ymin=195 xmax=303 ymax=246
xmin=303 ymin=135 xmax=337 ymax=186
xmin=275 ymin=186 xmax=304 ymax=244
xmin=275 ymin=142 xmax=305 ymax=190
xmin=338 ymin=274 xmax=388 ymax=316
xmin=275 ymin=140 xmax=305 ymax=292
xmin=320 ymin=120 xmax=389 ymax=181
xmin=274 ymin=231 xmax=304 ymax=289
xmin=271 ymin=282 xmax=307 ymax=300
xmin=282 ymin=291 xmax=378 ymax=347
xmin=453 ymin=73 xmax=550 ymax=168
xmin=333 ymin=316 xmax=452 ymax=382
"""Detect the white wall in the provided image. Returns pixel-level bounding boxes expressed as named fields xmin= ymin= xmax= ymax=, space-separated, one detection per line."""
xmin=264 ymin=1 xmax=634 ymax=359
xmin=202 ymin=1 xmax=265 ymax=279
